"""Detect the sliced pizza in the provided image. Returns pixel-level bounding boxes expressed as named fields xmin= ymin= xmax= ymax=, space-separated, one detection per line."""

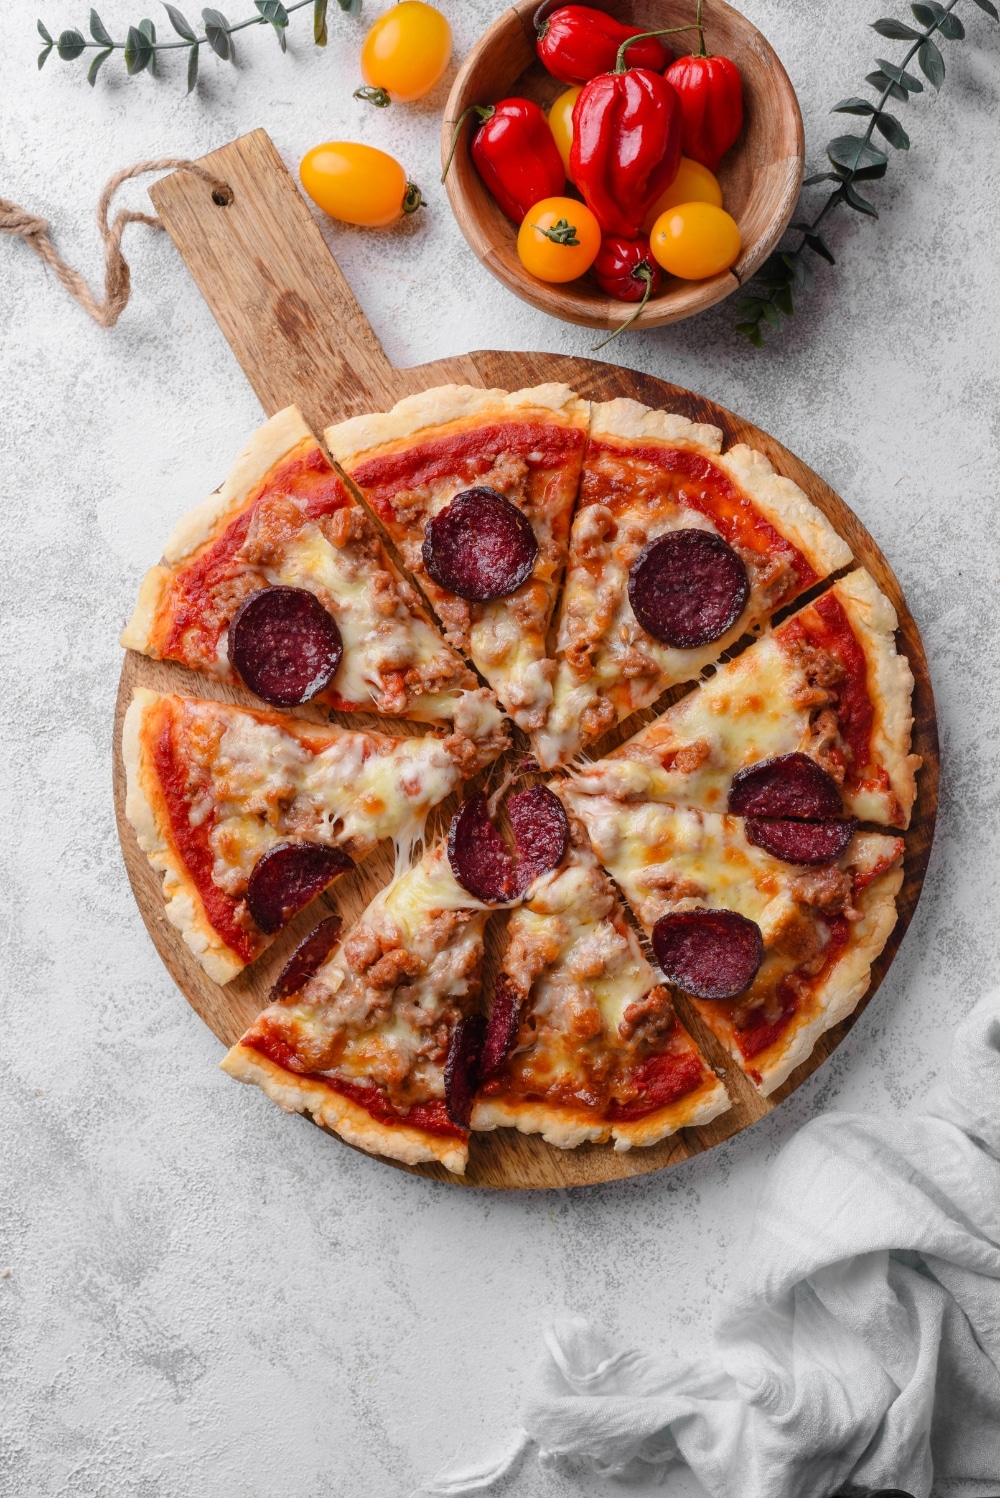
xmin=561 ymin=788 xmax=904 ymax=1096
xmin=123 ymin=687 xmax=478 ymax=984
xmin=472 ymin=818 xmax=729 ymax=1152
xmin=221 ymin=840 xmax=492 ymax=1175
xmin=570 ymin=569 xmax=920 ymax=827
xmin=324 ymin=384 xmax=589 ymax=736
xmin=532 ymin=398 xmax=853 ymax=769
xmin=121 ymin=405 xmax=507 ymax=775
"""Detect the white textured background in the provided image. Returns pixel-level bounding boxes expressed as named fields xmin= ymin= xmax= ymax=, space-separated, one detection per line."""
xmin=2 ymin=0 xmax=999 ymax=1493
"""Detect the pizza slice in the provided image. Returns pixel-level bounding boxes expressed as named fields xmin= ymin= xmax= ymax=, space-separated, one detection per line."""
xmin=123 ymin=688 xmax=479 ymax=983
xmin=121 ymin=405 xmax=507 ymax=774
xmin=570 ymin=569 xmax=921 ymax=827
xmin=324 ymin=384 xmax=589 ymax=736
xmin=561 ymin=788 xmax=904 ymax=1096
xmin=472 ymin=817 xmax=730 ymax=1152
xmin=221 ymin=839 xmax=492 ymax=1175
xmin=532 ymin=398 xmax=853 ymax=769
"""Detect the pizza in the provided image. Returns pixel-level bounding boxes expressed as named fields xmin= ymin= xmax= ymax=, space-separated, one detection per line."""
xmin=569 ymin=569 xmax=921 ymax=827
xmin=123 ymin=687 xmax=481 ymax=983
xmin=531 ymin=398 xmax=853 ymax=770
xmin=118 ymin=382 xmax=923 ymax=1177
xmin=471 ymin=817 xmax=729 ymax=1151
xmin=120 ymin=404 xmax=508 ymax=774
xmin=324 ymin=384 xmax=588 ymax=736
xmin=560 ymin=787 xmax=905 ymax=1095
xmin=221 ymin=839 xmax=493 ymax=1175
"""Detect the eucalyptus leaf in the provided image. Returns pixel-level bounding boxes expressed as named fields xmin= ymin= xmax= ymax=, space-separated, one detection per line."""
xmin=827 ymin=133 xmax=888 ymax=174
xmin=37 ymin=19 xmax=53 ymax=41
xmin=774 ymin=284 xmax=795 ymax=317
xmin=203 ymin=7 xmax=233 ymax=57
xmin=937 ymin=11 xmax=965 ymax=37
xmin=737 ymin=297 xmax=766 ymax=318
xmin=875 ymin=56 xmax=923 ymax=89
xmin=842 ymin=182 xmax=879 ymax=217
xmin=256 ymin=0 xmax=289 ymax=21
xmin=123 ymin=23 xmax=152 ymax=71
xmin=87 ymin=45 xmax=112 ymax=82
xmin=803 ymin=171 xmax=841 ymax=185
xmin=57 ymin=27 xmax=87 ymax=59
xmin=970 ymin=0 xmax=999 ymax=18
xmin=336 ymin=0 xmax=362 ymax=12
xmin=37 ymin=41 xmax=53 ymax=68
xmin=872 ymin=17 xmax=920 ymax=37
xmin=867 ymin=69 xmax=908 ymax=100
xmin=139 ymin=18 xmax=157 ymax=71
xmin=314 ymin=0 xmax=328 ymax=42
xmin=803 ymin=230 xmax=836 ymax=265
xmin=89 ymin=8 xmax=112 ymax=43
xmin=911 ymin=2 xmax=939 ymax=23
xmin=760 ymin=301 xmax=780 ymax=330
xmin=875 ymin=111 xmax=910 ymax=147
xmin=164 ymin=3 xmax=196 ymax=39
xmin=186 ymin=39 xmax=199 ymax=88
xmin=833 ymin=96 xmax=876 ymax=114
xmin=918 ymin=36 xmax=945 ymax=84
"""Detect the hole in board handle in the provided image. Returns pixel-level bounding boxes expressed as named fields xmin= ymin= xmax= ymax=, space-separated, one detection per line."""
xmin=212 ymin=184 xmax=234 ymax=207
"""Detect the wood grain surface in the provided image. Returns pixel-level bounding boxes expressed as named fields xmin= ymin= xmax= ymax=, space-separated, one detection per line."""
xmin=113 ymin=130 xmax=938 ymax=1189
xmin=441 ymin=0 xmax=804 ymax=330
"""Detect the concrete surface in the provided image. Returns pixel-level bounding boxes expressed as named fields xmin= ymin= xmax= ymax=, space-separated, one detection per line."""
xmin=2 ymin=0 xmax=999 ymax=1494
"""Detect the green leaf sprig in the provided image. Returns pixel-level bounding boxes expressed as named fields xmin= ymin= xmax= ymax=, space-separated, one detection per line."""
xmin=37 ymin=0 xmax=359 ymax=91
xmin=735 ymin=0 xmax=997 ymax=346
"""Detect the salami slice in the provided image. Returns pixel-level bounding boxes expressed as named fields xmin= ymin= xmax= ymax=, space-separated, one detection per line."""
xmin=270 ymin=914 xmax=344 ymax=1000
xmin=229 ymin=586 xmax=343 ymax=707
xmin=246 ymin=843 xmax=353 ymax=934
xmin=746 ymin=816 xmax=858 ymax=866
xmin=509 ymin=785 xmax=570 ymax=895
xmin=444 ymin=1013 xmax=486 ymax=1127
xmin=627 ymin=529 xmax=750 ymax=649
xmin=652 ymin=909 xmax=764 ymax=1001
xmin=728 ymin=752 xmax=843 ymax=820
xmin=422 ymin=487 xmax=538 ymax=602
xmin=480 ymin=974 xmax=524 ymax=1077
xmin=448 ymin=793 xmax=517 ymax=902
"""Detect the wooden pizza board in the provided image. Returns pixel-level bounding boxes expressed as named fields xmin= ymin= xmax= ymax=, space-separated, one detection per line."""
xmin=112 ymin=129 xmax=939 ymax=1189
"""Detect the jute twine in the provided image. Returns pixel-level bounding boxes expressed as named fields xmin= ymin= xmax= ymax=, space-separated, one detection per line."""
xmin=0 ymin=159 xmax=231 ymax=328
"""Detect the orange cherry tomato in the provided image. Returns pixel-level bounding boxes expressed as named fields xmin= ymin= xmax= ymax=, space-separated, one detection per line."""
xmin=360 ymin=1 xmax=452 ymax=103
xmin=517 ymin=197 xmax=601 ymax=283
xmin=547 ymin=86 xmax=582 ymax=182
xmin=641 ymin=157 xmax=722 ymax=234
xmin=300 ymin=142 xmax=423 ymax=228
xmin=649 ymin=202 xmax=741 ymax=280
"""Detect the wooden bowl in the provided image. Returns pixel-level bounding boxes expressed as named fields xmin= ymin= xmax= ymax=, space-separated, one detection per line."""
xmin=441 ymin=0 xmax=804 ymax=331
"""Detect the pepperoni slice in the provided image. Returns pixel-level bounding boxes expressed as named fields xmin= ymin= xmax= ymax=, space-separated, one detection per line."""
xmin=728 ymin=752 xmax=843 ymax=820
xmin=422 ymin=487 xmax=538 ymax=602
xmin=509 ymin=785 xmax=570 ymax=896
xmin=746 ymin=817 xmax=858 ymax=866
xmin=229 ymin=586 xmax=343 ymax=707
xmin=447 ymin=787 xmax=569 ymax=902
xmin=652 ymin=909 xmax=764 ymax=1001
xmin=627 ymin=529 xmax=750 ymax=649
xmin=444 ymin=1014 xmax=486 ymax=1127
xmin=480 ymin=975 xmax=524 ymax=1077
xmin=246 ymin=843 xmax=353 ymax=934
xmin=270 ymin=914 xmax=344 ymax=1000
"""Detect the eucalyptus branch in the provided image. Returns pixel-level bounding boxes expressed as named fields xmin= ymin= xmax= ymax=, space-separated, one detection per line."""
xmin=36 ymin=0 xmax=360 ymax=91
xmin=734 ymin=0 xmax=998 ymax=346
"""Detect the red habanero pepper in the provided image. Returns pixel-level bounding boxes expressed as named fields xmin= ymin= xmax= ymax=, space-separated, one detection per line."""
xmin=442 ymin=98 xmax=566 ymax=223
xmin=570 ymin=40 xmax=683 ymax=239
xmin=591 ymin=235 xmax=662 ymax=350
xmin=535 ymin=4 xmax=672 ymax=85
xmin=664 ymin=3 xmax=743 ymax=172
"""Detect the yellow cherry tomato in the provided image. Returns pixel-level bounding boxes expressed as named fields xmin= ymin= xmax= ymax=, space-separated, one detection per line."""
xmin=649 ymin=202 xmax=741 ymax=280
xmin=300 ymin=142 xmax=422 ymax=228
xmin=360 ymin=1 xmax=452 ymax=103
xmin=517 ymin=197 xmax=601 ymax=283
xmin=547 ymin=86 xmax=582 ymax=182
xmin=642 ymin=157 xmax=722 ymax=234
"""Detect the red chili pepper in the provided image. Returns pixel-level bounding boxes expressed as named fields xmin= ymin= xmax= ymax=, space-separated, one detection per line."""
xmin=663 ymin=2 xmax=743 ymax=173
xmin=571 ymin=51 xmax=683 ymax=239
xmin=442 ymin=98 xmax=566 ymax=223
xmin=592 ymin=235 xmax=663 ymax=302
xmin=535 ymin=4 xmax=672 ymax=85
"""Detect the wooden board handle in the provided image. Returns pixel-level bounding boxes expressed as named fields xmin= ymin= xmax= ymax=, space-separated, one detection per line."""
xmin=149 ymin=128 xmax=404 ymax=429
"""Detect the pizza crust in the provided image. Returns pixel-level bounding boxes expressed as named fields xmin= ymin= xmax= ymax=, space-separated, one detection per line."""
xmin=221 ymin=1043 xmax=469 ymax=1174
xmin=588 ymin=397 xmax=723 ymax=453
xmin=750 ymin=863 xmax=905 ymax=1096
xmin=714 ymin=443 xmax=853 ymax=579
xmin=122 ymin=688 xmax=245 ymax=985
xmin=833 ymin=569 xmax=920 ymax=827
xmin=120 ymin=565 xmax=172 ymax=653
xmin=324 ymin=382 xmax=588 ymax=465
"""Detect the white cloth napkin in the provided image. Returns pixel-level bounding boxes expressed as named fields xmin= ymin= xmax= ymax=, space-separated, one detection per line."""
xmin=429 ymin=990 xmax=1000 ymax=1498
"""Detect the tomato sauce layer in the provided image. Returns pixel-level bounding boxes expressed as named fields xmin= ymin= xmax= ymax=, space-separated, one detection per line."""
xmin=482 ymin=1040 xmax=706 ymax=1121
xmin=589 ymin=441 xmax=817 ymax=599
xmin=159 ymin=447 xmax=350 ymax=663
xmin=246 ymin=1032 xmax=465 ymax=1140
xmin=349 ymin=421 xmax=585 ymax=520
xmin=150 ymin=709 xmax=257 ymax=963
